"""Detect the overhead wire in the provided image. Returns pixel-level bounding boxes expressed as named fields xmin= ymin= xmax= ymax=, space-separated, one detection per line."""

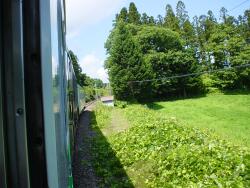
xmin=128 ymin=63 xmax=250 ymax=84
xmin=228 ymin=0 xmax=250 ymax=12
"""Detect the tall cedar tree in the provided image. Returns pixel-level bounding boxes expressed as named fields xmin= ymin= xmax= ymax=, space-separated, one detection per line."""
xmin=116 ymin=7 xmax=128 ymax=23
xmin=128 ymin=2 xmax=140 ymax=24
xmin=164 ymin=4 xmax=180 ymax=32
xmin=105 ymin=22 xmax=143 ymax=100
xmin=176 ymin=1 xmax=189 ymax=29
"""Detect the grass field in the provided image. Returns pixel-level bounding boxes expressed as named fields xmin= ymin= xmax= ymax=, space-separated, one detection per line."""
xmin=148 ymin=93 xmax=250 ymax=147
xmin=90 ymin=95 xmax=250 ymax=187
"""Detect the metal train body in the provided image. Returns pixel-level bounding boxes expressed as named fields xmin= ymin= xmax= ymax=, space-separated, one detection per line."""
xmin=0 ymin=0 xmax=84 ymax=187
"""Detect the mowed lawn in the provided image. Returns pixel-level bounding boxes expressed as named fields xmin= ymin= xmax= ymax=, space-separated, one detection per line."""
xmin=151 ymin=93 xmax=250 ymax=147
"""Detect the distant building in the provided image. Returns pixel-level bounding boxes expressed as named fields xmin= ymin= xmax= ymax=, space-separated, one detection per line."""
xmin=101 ymin=96 xmax=114 ymax=106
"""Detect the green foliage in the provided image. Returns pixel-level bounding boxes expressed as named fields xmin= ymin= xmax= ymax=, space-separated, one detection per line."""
xmin=164 ymin=4 xmax=180 ymax=32
xmin=116 ymin=7 xmax=128 ymax=23
xmin=91 ymin=103 xmax=250 ymax=187
xmin=105 ymin=22 xmax=146 ymax=100
xmin=83 ymin=87 xmax=110 ymax=103
xmin=114 ymin=100 xmax=128 ymax=108
xmin=105 ymin=21 xmax=204 ymax=101
xmin=68 ymin=50 xmax=87 ymax=86
xmin=136 ymin=26 xmax=182 ymax=53
xmin=82 ymin=86 xmax=95 ymax=102
xmin=144 ymin=50 xmax=204 ymax=98
xmin=106 ymin=2 xmax=250 ymax=101
xmin=141 ymin=13 xmax=155 ymax=25
xmin=92 ymin=102 xmax=112 ymax=129
xmin=151 ymin=93 xmax=250 ymax=147
xmin=68 ymin=50 xmax=109 ymax=102
xmin=182 ymin=19 xmax=195 ymax=47
xmin=93 ymin=78 xmax=104 ymax=88
xmin=128 ymin=2 xmax=140 ymax=24
xmin=90 ymin=104 xmax=133 ymax=187
xmin=176 ymin=1 xmax=189 ymax=29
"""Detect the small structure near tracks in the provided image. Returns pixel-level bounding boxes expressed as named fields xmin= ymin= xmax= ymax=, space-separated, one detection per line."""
xmin=101 ymin=96 xmax=114 ymax=106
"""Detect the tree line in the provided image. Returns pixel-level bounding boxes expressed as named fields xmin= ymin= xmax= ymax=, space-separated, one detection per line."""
xmin=68 ymin=50 xmax=109 ymax=102
xmin=105 ymin=1 xmax=250 ymax=101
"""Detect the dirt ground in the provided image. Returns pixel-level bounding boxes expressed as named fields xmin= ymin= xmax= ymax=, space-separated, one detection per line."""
xmin=72 ymin=103 xmax=99 ymax=188
xmin=72 ymin=103 xmax=131 ymax=188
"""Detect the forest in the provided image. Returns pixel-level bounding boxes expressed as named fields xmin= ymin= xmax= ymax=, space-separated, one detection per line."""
xmin=105 ymin=1 xmax=250 ymax=101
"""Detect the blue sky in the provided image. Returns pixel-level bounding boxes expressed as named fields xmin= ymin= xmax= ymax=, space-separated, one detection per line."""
xmin=66 ymin=0 xmax=250 ymax=83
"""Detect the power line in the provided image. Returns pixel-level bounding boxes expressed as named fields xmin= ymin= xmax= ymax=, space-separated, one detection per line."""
xmin=229 ymin=0 xmax=250 ymax=12
xmin=128 ymin=63 xmax=250 ymax=84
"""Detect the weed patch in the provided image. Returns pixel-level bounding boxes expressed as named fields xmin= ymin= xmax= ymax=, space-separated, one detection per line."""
xmin=91 ymin=103 xmax=250 ymax=187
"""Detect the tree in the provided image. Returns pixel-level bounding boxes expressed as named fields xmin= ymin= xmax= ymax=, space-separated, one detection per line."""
xmin=128 ymin=2 xmax=140 ymax=24
xmin=243 ymin=9 xmax=250 ymax=43
xmin=105 ymin=22 xmax=144 ymax=100
xmin=105 ymin=3 xmax=250 ymax=101
xmin=116 ymin=7 xmax=128 ymax=23
xmin=141 ymin=13 xmax=155 ymax=25
xmin=69 ymin=50 xmax=81 ymax=77
xmin=164 ymin=4 xmax=180 ymax=32
xmin=192 ymin=15 xmax=208 ymax=65
xmin=68 ymin=50 xmax=88 ymax=86
xmin=220 ymin=7 xmax=228 ymax=24
xmin=136 ymin=26 xmax=182 ymax=53
xmin=205 ymin=10 xmax=217 ymax=41
xmin=183 ymin=19 xmax=195 ymax=47
xmin=105 ymin=22 xmax=203 ymax=100
xmin=93 ymin=79 xmax=104 ymax=88
xmin=156 ymin=15 xmax=164 ymax=26
xmin=141 ymin=13 xmax=149 ymax=24
xmin=219 ymin=7 xmax=236 ymax=26
xmin=148 ymin=16 xmax=155 ymax=25
xmin=176 ymin=1 xmax=189 ymax=29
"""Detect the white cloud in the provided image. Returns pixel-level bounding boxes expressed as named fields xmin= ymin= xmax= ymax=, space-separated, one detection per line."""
xmin=97 ymin=68 xmax=108 ymax=82
xmin=79 ymin=53 xmax=109 ymax=82
xmin=66 ymin=0 xmax=123 ymax=34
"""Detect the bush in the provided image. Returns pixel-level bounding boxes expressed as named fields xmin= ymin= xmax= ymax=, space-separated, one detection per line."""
xmin=110 ymin=105 xmax=250 ymax=187
xmin=114 ymin=100 xmax=128 ymax=108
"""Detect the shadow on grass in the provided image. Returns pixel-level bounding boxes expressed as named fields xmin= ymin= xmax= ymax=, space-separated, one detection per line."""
xmin=144 ymin=93 xmax=208 ymax=111
xmin=90 ymin=111 xmax=134 ymax=188
xmin=162 ymin=93 xmax=208 ymax=101
xmin=222 ymin=89 xmax=250 ymax=95
xmin=146 ymin=103 xmax=165 ymax=110
xmin=144 ymin=89 xmax=250 ymax=111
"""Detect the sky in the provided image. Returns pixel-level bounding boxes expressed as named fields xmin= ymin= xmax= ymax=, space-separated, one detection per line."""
xmin=65 ymin=0 xmax=250 ymax=83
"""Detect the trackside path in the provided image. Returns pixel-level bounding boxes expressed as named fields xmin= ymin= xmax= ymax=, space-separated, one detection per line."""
xmin=73 ymin=103 xmax=99 ymax=188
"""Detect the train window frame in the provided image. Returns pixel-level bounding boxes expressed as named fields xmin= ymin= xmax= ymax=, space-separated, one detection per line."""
xmin=1 ymin=0 xmax=30 ymax=187
xmin=40 ymin=0 xmax=60 ymax=187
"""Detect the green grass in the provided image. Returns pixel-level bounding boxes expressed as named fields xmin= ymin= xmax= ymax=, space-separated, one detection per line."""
xmin=149 ymin=93 xmax=250 ymax=147
xmin=90 ymin=100 xmax=250 ymax=187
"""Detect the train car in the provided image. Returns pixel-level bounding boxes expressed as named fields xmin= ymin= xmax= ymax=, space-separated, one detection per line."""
xmin=0 ymin=0 xmax=82 ymax=187
xmin=66 ymin=52 xmax=81 ymax=158
xmin=78 ymin=85 xmax=86 ymax=113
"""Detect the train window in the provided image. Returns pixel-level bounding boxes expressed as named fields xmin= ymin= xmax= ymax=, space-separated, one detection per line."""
xmin=50 ymin=0 xmax=71 ymax=187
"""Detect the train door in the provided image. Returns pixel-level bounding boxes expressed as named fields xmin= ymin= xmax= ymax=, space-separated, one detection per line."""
xmin=0 ymin=0 xmax=30 ymax=187
xmin=22 ymin=0 xmax=49 ymax=187
xmin=1 ymin=0 xmax=73 ymax=187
